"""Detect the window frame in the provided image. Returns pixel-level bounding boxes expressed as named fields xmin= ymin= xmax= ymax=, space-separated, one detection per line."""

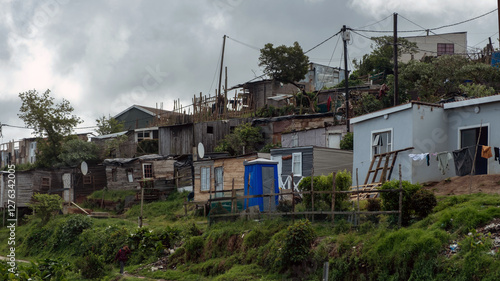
xmin=437 ymin=43 xmax=454 ymax=56
xmin=142 ymin=163 xmax=154 ymax=179
xmin=371 ymin=128 xmax=393 ymax=159
xmin=291 ymin=152 xmax=302 ymax=177
xmin=200 ymin=166 xmax=211 ymax=192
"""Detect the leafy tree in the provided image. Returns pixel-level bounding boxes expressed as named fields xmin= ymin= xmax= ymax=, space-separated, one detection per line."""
xmin=214 ymin=123 xmax=263 ymax=156
xmin=353 ymin=36 xmax=417 ymax=78
xmin=18 ymin=89 xmax=82 ymax=167
xmin=58 ymin=138 xmax=100 ymax=167
xmin=259 ymin=41 xmax=309 ymax=87
xmin=28 ymin=193 xmax=63 ymax=223
xmin=95 ymin=115 xmax=125 ymax=135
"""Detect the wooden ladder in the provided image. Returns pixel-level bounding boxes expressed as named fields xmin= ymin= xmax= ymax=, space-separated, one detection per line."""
xmin=364 ymin=147 xmax=414 ymax=185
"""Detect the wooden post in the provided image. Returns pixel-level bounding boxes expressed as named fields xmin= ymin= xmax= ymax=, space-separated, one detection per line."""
xmin=356 ymin=168 xmax=360 ymax=226
xmin=184 ymin=198 xmax=187 ymax=217
xmin=291 ymin=173 xmax=295 ymax=223
xmin=398 ymin=164 xmax=403 ymax=228
xmin=231 ymin=178 xmax=235 ymax=213
xmin=139 ymin=182 xmax=144 ymax=228
xmin=331 ymin=172 xmax=336 ymax=225
xmin=311 ymin=168 xmax=314 ymax=223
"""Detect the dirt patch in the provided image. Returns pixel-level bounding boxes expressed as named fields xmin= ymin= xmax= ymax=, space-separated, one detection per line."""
xmin=423 ymin=174 xmax=500 ymax=196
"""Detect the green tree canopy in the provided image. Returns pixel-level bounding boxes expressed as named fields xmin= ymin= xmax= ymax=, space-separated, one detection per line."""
xmin=18 ymin=89 xmax=82 ymax=167
xmin=95 ymin=115 xmax=125 ymax=135
xmin=259 ymin=41 xmax=309 ymax=86
xmin=28 ymin=193 xmax=63 ymax=223
xmin=58 ymin=138 xmax=101 ymax=167
xmin=353 ymin=36 xmax=418 ymax=78
xmin=214 ymin=123 xmax=263 ymax=156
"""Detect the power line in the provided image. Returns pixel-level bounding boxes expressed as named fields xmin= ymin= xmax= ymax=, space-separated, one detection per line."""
xmin=226 ymin=36 xmax=260 ymax=51
xmin=352 ymin=8 xmax=498 ymax=34
xmin=304 ymin=30 xmax=342 ymax=54
xmin=354 ymin=13 xmax=393 ymax=29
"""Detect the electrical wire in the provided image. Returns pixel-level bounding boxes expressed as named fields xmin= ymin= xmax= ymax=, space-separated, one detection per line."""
xmin=304 ymin=30 xmax=342 ymax=54
xmin=226 ymin=36 xmax=260 ymax=51
xmin=354 ymin=13 xmax=393 ymax=29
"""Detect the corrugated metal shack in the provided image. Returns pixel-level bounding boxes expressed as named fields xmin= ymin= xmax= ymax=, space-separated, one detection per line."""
xmin=103 ymin=154 xmax=176 ymax=192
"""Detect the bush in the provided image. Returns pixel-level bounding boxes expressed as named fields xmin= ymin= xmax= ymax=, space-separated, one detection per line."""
xmin=56 ymin=214 xmax=93 ymax=246
xmin=340 ymin=132 xmax=353 ymax=150
xmin=411 ymin=189 xmax=437 ymax=219
xmin=184 ymin=236 xmax=205 ymax=262
xmin=75 ymin=252 xmax=107 ymax=279
xmin=298 ymin=170 xmax=351 ymax=212
xmin=380 ymin=180 xmax=436 ymax=226
xmin=282 ymin=219 xmax=316 ymax=265
xmin=28 ymin=193 xmax=63 ymax=223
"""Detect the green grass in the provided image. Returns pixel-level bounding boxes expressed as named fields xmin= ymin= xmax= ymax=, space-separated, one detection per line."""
xmin=87 ymin=189 xmax=138 ymax=201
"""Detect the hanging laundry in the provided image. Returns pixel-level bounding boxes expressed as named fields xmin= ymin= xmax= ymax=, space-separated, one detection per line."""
xmin=452 ymin=147 xmax=475 ymax=177
xmin=436 ymin=152 xmax=453 ymax=175
xmin=426 ymin=154 xmax=430 ymax=166
xmin=495 ymin=147 xmax=500 ymax=163
xmin=481 ymin=145 xmax=493 ymax=159
xmin=409 ymin=153 xmax=429 ymax=162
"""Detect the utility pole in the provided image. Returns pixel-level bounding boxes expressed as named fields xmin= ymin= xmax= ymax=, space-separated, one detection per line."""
xmin=393 ymin=13 xmax=399 ymax=106
xmin=218 ymin=35 xmax=227 ymax=109
xmin=342 ymin=25 xmax=350 ymax=132
xmin=498 ymin=0 xmax=500 ymax=46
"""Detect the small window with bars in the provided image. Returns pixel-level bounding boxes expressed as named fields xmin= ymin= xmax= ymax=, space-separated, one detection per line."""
xmin=142 ymin=163 xmax=153 ymax=179
xmin=437 ymin=43 xmax=454 ymax=56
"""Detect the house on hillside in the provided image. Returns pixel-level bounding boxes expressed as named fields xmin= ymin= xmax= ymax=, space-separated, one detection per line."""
xmin=270 ymin=146 xmax=353 ymax=191
xmin=114 ymin=104 xmax=176 ymax=130
xmin=0 ymin=165 xmax=107 ymax=208
xmin=400 ymin=32 xmax=467 ymax=63
xmin=103 ymin=154 xmax=176 ymax=192
xmin=299 ymin=62 xmax=345 ymax=92
xmin=158 ymin=118 xmax=252 ymax=156
xmin=192 ymin=153 xmax=259 ymax=202
xmin=350 ymin=95 xmax=500 ymax=185
xmin=281 ymin=124 xmax=349 ymax=149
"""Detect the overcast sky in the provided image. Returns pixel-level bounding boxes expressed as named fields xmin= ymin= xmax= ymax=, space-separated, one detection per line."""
xmin=0 ymin=0 xmax=498 ymax=142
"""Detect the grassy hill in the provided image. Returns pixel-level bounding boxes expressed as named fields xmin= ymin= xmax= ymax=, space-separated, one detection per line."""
xmin=2 ymin=188 xmax=500 ymax=280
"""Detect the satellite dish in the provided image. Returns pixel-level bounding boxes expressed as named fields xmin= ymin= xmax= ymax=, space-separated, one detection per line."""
xmin=81 ymin=161 xmax=88 ymax=175
xmin=198 ymin=142 xmax=205 ymax=159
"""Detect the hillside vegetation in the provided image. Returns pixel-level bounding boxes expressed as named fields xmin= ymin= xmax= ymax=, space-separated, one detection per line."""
xmin=2 ymin=187 xmax=500 ymax=280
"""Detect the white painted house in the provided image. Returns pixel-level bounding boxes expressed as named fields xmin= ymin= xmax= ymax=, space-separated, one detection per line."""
xmin=351 ymin=95 xmax=500 ymax=185
xmin=400 ymin=32 xmax=467 ymax=63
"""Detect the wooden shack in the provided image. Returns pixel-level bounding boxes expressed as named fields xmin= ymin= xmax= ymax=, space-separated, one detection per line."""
xmin=103 ymin=154 xmax=176 ymax=192
xmin=193 ymin=153 xmax=258 ymax=202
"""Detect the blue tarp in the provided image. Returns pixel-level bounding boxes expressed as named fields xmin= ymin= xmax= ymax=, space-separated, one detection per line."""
xmin=243 ymin=159 xmax=279 ymax=212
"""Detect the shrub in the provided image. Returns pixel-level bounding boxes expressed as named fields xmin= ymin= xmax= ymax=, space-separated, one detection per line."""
xmin=298 ymin=170 xmax=351 ymax=212
xmin=56 ymin=214 xmax=93 ymax=246
xmin=380 ymin=180 xmax=436 ymax=226
xmin=75 ymin=252 xmax=107 ymax=279
xmin=282 ymin=219 xmax=316 ymax=265
xmin=184 ymin=236 xmax=205 ymax=262
xmin=28 ymin=193 xmax=63 ymax=223
xmin=411 ymin=189 xmax=437 ymax=219
xmin=340 ymin=132 xmax=353 ymax=150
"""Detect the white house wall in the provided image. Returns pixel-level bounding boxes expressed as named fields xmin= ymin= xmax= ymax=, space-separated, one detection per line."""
xmin=410 ymin=105 xmax=448 ymax=183
xmin=352 ymin=108 xmax=415 ymax=185
xmin=445 ymin=102 xmax=500 ymax=175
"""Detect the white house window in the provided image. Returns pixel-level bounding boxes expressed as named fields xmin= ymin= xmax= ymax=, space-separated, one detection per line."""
xmin=328 ymin=133 xmax=341 ymax=149
xmin=201 ymin=167 xmax=210 ymax=191
xmin=372 ymin=131 xmax=392 ymax=156
xmin=142 ymin=163 xmax=153 ymax=179
xmin=292 ymin=152 xmax=302 ymax=176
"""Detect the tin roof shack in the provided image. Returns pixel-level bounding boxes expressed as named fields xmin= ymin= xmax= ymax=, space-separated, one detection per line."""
xmin=253 ymin=112 xmax=335 ymax=145
xmin=193 ymin=153 xmax=258 ymax=202
xmin=270 ymin=146 xmax=353 ymax=190
xmin=281 ymin=125 xmax=349 ymax=149
xmin=114 ymin=104 xmax=175 ymax=130
xmin=103 ymin=155 xmax=176 ymax=194
xmin=0 ymin=165 xmax=107 ymax=208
